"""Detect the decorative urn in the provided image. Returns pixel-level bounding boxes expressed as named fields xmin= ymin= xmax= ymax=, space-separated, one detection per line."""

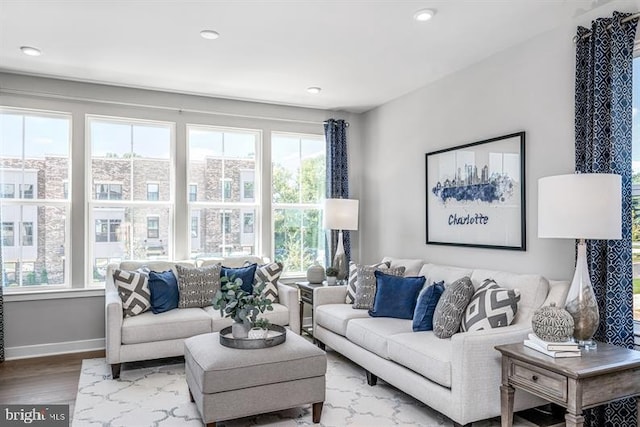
xmin=531 ymin=303 xmax=575 ymax=342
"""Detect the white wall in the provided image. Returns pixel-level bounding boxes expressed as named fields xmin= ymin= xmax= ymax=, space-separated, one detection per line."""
xmin=360 ymin=2 xmax=639 ymax=281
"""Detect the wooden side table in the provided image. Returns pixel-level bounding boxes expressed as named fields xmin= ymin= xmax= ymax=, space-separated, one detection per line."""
xmin=496 ymin=342 xmax=640 ymax=427
xmin=295 ymin=281 xmax=324 ymax=337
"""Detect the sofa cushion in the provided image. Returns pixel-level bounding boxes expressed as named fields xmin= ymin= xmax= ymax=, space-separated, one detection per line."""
xmin=418 ymin=263 xmax=474 ymax=288
xmin=113 ymin=269 xmax=151 ymax=317
xmin=221 ymin=263 xmax=257 ymax=294
xmin=461 ymin=279 xmax=521 ymax=332
xmin=148 ymin=270 xmax=179 ymax=314
xmin=203 ymin=303 xmax=290 ymax=332
xmin=254 ymin=262 xmax=283 ymax=303
xmin=470 ymin=269 xmax=548 ymax=324
xmin=346 ymin=261 xmax=389 ymax=304
xmin=121 ymin=308 xmax=212 ymax=344
xmin=432 ymin=276 xmax=474 ymax=339
xmin=381 ymin=257 xmax=424 ymax=276
xmin=176 ymin=264 xmax=221 ymax=308
xmin=387 ymin=332 xmax=453 ymax=388
xmin=413 ymin=281 xmax=445 ymax=331
xmin=315 ymin=304 xmax=371 ymax=336
xmin=369 ymin=271 xmax=425 ymax=319
xmin=345 ymin=317 xmax=412 ymax=359
xmin=353 ymin=265 xmax=405 ymax=310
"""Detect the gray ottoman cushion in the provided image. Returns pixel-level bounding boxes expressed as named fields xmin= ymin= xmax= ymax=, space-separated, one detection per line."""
xmin=185 ymin=331 xmax=326 ymax=394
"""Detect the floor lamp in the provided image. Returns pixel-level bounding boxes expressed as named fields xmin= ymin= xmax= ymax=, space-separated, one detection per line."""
xmin=324 ymin=198 xmax=359 ymax=282
xmin=538 ymin=173 xmax=622 ymax=349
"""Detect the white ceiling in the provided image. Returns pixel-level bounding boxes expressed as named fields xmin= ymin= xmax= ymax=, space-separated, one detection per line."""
xmin=0 ymin=1 xmax=615 ymax=113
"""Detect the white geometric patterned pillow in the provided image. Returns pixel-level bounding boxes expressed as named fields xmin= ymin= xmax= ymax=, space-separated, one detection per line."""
xmin=461 ymin=279 xmax=521 ymax=332
xmin=114 ymin=269 xmax=151 ymax=317
xmin=254 ymin=262 xmax=283 ymax=303
xmin=345 ymin=261 xmax=390 ymax=304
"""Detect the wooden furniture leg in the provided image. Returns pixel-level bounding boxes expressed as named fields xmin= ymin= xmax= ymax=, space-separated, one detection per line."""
xmin=312 ymin=402 xmax=323 ymax=423
xmin=189 ymin=388 xmax=194 ymax=403
xmin=365 ymin=370 xmax=377 ymax=386
xmin=111 ymin=363 xmax=121 ymax=379
xmin=565 ymin=411 xmax=584 ymax=427
xmin=500 ymin=384 xmax=514 ymax=427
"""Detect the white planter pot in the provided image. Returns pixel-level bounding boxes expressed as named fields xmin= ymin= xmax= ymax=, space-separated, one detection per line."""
xmin=248 ymin=327 xmax=269 ymax=339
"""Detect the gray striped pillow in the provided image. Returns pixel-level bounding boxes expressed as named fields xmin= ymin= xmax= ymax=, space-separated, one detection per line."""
xmin=176 ymin=264 xmax=221 ymax=308
xmin=346 ymin=261 xmax=389 ymax=304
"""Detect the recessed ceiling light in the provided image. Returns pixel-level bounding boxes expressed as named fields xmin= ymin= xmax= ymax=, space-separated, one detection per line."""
xmin=20 ymin=46 xmax=41 ymax=56
xmin=413 ymin=9 xmax=435 ymax=22
xmin=307 ymin=87 xmax=321 ymax=94
xmin=200 ymin=30 xmax=220 ymax=40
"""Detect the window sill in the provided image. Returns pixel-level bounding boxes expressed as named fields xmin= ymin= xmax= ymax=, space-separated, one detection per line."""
xmin=4 ymin=287 xmax=105 ymax=302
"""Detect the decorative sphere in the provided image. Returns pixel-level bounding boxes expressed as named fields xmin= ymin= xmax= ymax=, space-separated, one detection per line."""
xmin=531 ymin=303 xmax=574 ymax=342
xmin=306 ymin=261 xmax=325 ymax=284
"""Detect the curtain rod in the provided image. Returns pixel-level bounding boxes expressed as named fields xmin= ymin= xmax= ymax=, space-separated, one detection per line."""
xmin=573 ymin=12 xmax=640 ymax=42
xmin=323 ymin=120 xmax=350 ymax=127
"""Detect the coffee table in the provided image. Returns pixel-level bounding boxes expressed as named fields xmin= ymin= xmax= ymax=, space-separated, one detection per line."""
xmin=185 ymin=330 xmax=326 ymax=426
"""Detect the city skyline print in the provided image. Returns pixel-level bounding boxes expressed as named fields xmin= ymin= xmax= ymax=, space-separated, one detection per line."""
xmin=425 ymin=132 xmax=526 ymax=250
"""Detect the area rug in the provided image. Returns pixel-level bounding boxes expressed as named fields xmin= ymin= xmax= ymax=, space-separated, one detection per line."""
xmin=72 ymin=349 xmax=534 ymax=427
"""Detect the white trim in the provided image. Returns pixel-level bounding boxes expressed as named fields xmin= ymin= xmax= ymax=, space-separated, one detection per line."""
xmin=4 ymin=288 xmax=104 ymax=302
xmin=4 ymin=338 xmax=105 ymax=360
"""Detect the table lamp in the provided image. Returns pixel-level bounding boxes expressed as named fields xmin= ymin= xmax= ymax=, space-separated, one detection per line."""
xmin=324 ymin=198 xmax=359 ymax=281
xmin=538 ymin=173 xmax=621 ymax=350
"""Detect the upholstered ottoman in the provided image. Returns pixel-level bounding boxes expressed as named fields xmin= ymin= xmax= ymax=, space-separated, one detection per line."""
xmin=184 ymin=331 xmax=326 ymax=426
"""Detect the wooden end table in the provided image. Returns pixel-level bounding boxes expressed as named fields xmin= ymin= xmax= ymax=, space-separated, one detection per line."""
xmin=495 ymin=342 xmax=640 ymax=427
xmin=295 ymin=281 xmax=324 ymax=338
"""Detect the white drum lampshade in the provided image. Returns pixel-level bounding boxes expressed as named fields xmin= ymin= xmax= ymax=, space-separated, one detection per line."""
xmin=324 ymin=198 xmax=359 ymax=281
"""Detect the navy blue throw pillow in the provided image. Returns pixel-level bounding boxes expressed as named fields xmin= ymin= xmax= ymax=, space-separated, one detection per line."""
xmin=412 ymin=281 xmax=445 ymax=331
xmin=221 ymin=263 xmax=257 ymax=294
xmin=369 ymin=271 xmax=425 ymax=319
xmin=148 ymin=270 xmax=179 ymax=314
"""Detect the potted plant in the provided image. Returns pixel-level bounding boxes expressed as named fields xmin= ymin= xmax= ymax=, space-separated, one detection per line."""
xmin=213 ymin=276 xmax=274 ymax=338
xmin=326 ymin=267 xmax=339 ymax=285
xmin=249 ymin=318 xmax=271 ymax=339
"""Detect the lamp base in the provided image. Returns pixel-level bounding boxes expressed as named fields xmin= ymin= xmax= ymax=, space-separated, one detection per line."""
xmin=333 ymin=230 xmax=348 ymax=282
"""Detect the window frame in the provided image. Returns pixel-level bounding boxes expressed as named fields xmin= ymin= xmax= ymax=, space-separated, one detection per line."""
xmin=0 ymin=107 xmax=72 ymax=292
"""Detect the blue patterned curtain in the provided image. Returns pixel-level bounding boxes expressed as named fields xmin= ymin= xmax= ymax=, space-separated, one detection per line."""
xmin=324 ymin=119 xmax=351 ymax=266
xmin=1 ymin=244 xmax=4 ymax=362
xmin=575 ymin=11 xmax=637 ymax=426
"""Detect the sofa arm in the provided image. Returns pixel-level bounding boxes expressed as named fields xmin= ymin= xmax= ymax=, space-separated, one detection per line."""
xmin=277 ymin=282 xmax=300 ymax=335
xmin=313 ymin=285 xmax=347 ymax=309
xmin=105 ymin=291 xmax=123 ymax=364
xmin=450 ymin=324 xmax=532 ymax=423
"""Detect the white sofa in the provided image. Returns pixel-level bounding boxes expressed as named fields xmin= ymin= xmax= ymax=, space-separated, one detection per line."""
xmin=312 ymin=257 xmax=570 ymax=427
xmin=105 ymin=256 xmax=300 ymax=379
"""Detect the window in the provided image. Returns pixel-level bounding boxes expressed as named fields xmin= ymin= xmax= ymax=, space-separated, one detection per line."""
xmin=20 ymin=184 xmax=34 ymax=199
xmin=223 ymin=179 xmax=232 ymax=200
xmin=189 ymin=184 xmax=197 ymax=202
xmin=89 ymin=116 xmax=173 ymax=282
xmin=95 ymin=183 xmax=123 ymax=200
xmin=147 ymin=216 xmax=159 ymax=239
xmin=1 ymin=184 xmax=15 ymax=198
xmin=2 ymin=222 xmax=15 ymax=246
xmin=272 ymin=132 xmax=326 ymax=273
xmin=22 ymin=222 xmax=33 ymax=246
xmin=95 ymin=219 xmax=121 ymax=242
xmin=147 ymin=183 xmax=159 ymax=201
xmin=191 ymin=216 xmax=199 ymax=238
xmin=187 ymin=125 xmax=259 ymax=258
xmin=243 ymin=212 xmax=254 ymax=234
xmin=0 ymin=109 xmax=71 ymax=289
xmin=63 ymin=181 xmax=69 ymax=199
xmin=633 ymin=56 xmax=640 ymax=324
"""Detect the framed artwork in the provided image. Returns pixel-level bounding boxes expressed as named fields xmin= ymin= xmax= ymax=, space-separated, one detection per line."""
xmin=425 ymin=132 xmax=526 ymax=250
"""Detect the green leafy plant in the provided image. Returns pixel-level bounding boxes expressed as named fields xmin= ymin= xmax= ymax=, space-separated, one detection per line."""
xmin=212 ymin=276 xmax=274 ymax=327
xmin=253 ymin=318 xmax=271 ymax=330
xmin=326 ymin=267 xmax=339 ymax=277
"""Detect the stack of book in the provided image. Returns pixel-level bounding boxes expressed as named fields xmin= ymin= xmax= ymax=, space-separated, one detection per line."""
xmin=523 ymin=333 xmax=581 ymax=358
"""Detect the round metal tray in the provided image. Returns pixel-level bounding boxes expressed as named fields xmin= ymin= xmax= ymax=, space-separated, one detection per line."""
xmin=219 ymin=324 xmax=287 ymax=349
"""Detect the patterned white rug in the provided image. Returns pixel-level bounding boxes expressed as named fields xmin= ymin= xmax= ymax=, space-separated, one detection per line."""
xmin=72 ymin=349 xmax=535 ymax=427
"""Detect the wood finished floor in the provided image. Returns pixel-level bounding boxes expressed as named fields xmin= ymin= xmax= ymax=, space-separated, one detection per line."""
xmin=0 ymin=350 xmax=105 ymax=416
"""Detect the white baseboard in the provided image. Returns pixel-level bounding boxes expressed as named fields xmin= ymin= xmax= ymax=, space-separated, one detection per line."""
xmin=5 ymin=338 xmax=105 ymax=360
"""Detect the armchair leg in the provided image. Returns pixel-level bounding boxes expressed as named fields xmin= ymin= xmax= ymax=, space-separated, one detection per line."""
xmin=365 ymin=370 xmax=377 ymax=386
xmin=316 ymin=340 xmax=326 ymax=351
xmin=111 ymin=363 xmax=121 ymax=379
